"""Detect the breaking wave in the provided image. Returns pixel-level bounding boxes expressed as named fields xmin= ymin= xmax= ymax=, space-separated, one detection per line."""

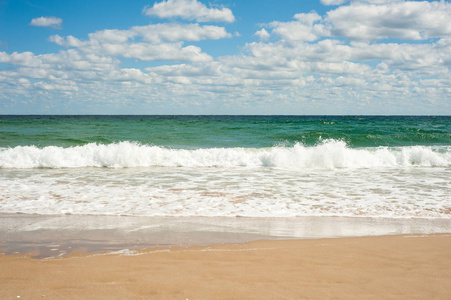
xmin=0 ymin=140 xmax=449 ymax=169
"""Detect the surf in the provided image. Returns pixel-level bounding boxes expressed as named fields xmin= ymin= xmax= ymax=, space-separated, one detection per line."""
xmin=0 ymin=139 xmax=449 ymax=169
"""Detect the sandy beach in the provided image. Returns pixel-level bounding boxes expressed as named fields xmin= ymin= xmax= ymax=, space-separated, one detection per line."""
xmin=1 ymin=234 xmax=451 ymax=299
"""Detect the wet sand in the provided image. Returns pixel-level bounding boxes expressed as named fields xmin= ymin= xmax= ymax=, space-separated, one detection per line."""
xmin=2 ymin=214 xmax=451 ymax=258
xmin=1 ymin=234 xmax=451 ymax=299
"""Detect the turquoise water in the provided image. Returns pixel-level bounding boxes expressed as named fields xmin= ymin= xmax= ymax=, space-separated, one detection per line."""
xmin=1 ymin=115 xmax=449 ymax=148
xmin=0 ymin=115 xmax=449 ymax=218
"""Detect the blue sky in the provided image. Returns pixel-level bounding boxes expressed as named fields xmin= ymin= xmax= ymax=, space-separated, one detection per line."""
xmin=1 ymin=0 xmax=450 ymax=115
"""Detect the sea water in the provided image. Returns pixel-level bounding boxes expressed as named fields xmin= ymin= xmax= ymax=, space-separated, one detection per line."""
xmin=0 ymin=115 xmax=449 ymax=218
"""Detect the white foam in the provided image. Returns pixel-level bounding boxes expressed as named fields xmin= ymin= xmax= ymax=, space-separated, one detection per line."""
xmin=0 ymin=140 xmax=449 ymax=169
xmin=0 ymin=140 xmax=449 ymax=219
xmin=0 ymin=163 xmax=449 ymax=219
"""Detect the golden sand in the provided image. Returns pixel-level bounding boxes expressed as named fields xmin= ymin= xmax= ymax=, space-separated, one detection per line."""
xmin=1 ymin=235 xmax=450 ymax=299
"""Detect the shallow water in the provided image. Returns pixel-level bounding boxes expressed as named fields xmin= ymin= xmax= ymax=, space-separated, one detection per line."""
xmin=1 ymin=214 xmax=450 ymax=258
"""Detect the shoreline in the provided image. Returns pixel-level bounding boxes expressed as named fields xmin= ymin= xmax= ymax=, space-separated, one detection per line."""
xmin=1 ymin=213 xmax=451 ymax=258
xmin=1 ymin=234 xmax=451 ymax=299
xmin=2 ymin=214 xmax=450 ymax=298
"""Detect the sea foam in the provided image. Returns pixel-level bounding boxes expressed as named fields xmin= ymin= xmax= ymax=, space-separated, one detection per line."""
xmin=0 ymin=140 xmax=449 ymax=169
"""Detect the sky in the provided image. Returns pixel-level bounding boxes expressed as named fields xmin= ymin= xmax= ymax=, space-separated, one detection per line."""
xmin=0 ymin=0 xmax=450 ymax=115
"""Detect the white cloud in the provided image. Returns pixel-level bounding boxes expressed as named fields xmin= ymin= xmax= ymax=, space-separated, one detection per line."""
xmin=48 ymin=35 xmax=84 ymax=48
xmin=321 ymin=0 xmax=404 ymax=5
xmin=147 ymin=62 xmax=222 ymax=77
xmin=2 ymin=1 xmax=450 ymax=114
xmin=34 ymin=81 xmax=78 ymax=91
xmin=111 ymin=43 xmax=212 ymax=62
xmin=254 ymin=28 xmax=270 ymax=41
xmin=143 ymin=0 xmax=235 ymax=23
xmin=133 ymin=23 xmax=232 ymax=43
xmin=0 ymin=51 xmax=41 ymax=67
xmin=326 ymin=1 xmax=451 ymax=41
xmin=293 ymin=12 xmax=322 ymax=25
xmin=269 ymin=11 xmax=327 ymax=42
xmin=0 ymin=49 xmax=120 ymax=72
xmin=51 ymin=23 xmax=231 ymax=46
xmin=30 ymin=16 xmax=62 ymax=29
xmin=254 ymin=11 xmax=330 ymax=44
xmin=321 ymin=0 xmax=348 ymax=4
xmin=49 ymin=23 xmax=231 ymax=63
xmin=350 ymin=42 xmax=450 ymax=71
xmin=86 ymin=29 xmax=135 ymax=44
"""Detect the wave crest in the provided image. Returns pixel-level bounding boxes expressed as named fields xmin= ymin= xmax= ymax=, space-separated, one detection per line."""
xmin=0 ymin=140 xmax=449 ymax=169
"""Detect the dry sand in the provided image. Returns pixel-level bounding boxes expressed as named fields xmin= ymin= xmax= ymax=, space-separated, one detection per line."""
xmin=1 ymin=234 xmax=450 ymax=299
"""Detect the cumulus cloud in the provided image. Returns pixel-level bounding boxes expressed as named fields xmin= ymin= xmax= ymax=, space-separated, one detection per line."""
xmin=321 ymin=0 xmax=404 ymax=5
xmin=50 ymin=37 xmax=213 ymax=62
xmin=48 ymin=22 xmax=233 ymax=63
xmin=30 ymin=16 xmax=62 ymax=29
xmin=133 ymin=23 xmax=232 ymax=43
xmin=254 ymin=28 xmax=270 ymax=41
xmin=50 ymin=23 xmax=231 ymax=46
xmin=143 ymin=0 xmax=235 ymax=23
xmin=1 ymin=1 xmax=450 ymax=114
xmin=321 ymin=0 xmax=349 ymax=5
xmin=268 ymin=11 xmax=328 ymax=42
xmin=326 ymin=1 xmax=451 ymax=41
xmin=0 ymin=50 xmax=120 ymax=77
xmin=0 ymin=51 xmax=40 ymax=67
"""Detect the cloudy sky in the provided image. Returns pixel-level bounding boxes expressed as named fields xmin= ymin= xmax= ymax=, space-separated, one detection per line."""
xmin=0 ymin=0 xmax=450 ymax=115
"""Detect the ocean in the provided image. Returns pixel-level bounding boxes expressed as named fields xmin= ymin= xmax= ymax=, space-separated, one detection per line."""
xmin=0 ymin=115 xmax=450 ymax=219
